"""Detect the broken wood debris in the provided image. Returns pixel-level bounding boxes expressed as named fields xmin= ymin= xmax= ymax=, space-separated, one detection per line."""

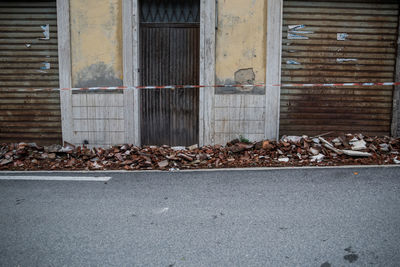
xmin=0 ymin=134 xmax=399 ymax=171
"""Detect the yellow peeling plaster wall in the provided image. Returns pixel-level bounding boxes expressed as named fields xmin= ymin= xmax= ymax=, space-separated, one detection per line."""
xmin=216 ymin=0 xmax=267 ymax=85
xmin=70 ymin=0 xmax=123 ymax=87
xmin=214 ymin=0 xmax=268 ymax=145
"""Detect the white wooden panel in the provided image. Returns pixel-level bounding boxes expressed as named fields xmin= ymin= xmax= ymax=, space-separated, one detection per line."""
xmin=245 ymin=134 xmax=264 ymax=142
xmin=108 ymin=119 xmax=125 ymax=132
xmin=214 ymin=132 xmax=265 ymax=145
xmin=73 ymin=119 xmax=89 ymax=131
xmin=71 ymin=94 xmax=87 ymax=106
xmin=214 ymin=95 xmax=265 ymax=108
xmin=242 ymin=95 xmax=265 ymax=108
xmin=72 ymin=131 xmax=124 ymax=146
xmin=214 ymin=133 xmax=228 ymax=145
xmin=108 ymin=132 xmax=125 ymax=144
xmin=215 ymin=107 xmax=265 ymax=121
xmin=72 ymin=107 xmax=88 ymax=118
xmin=79 ymin=109 xmax=120 ymax=121
xmin=86 ymin=107 xmax=124 ymax=119
xmin=90 ymin=131 xmax=107 ymax=145
xmin=75 ymin=119 xmax=124 ymax=132
xmin=214 ymin=95 xmax=241 ymax=108
xmin=86 ymin=119 xmax=99 ymax=134
xmin=81 ymin=93 xmax=124 ymax=107
xmin=215 ymin=121 xmax=265 ymax=134
xmin=71 ymin=131 xmax=89 ymax=145
xmin=60 ymin=90 xmax=73 ymax=142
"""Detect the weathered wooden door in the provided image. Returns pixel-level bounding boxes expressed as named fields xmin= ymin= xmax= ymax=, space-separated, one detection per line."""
xmin=139 ymin=0 xmax=200 ymax=146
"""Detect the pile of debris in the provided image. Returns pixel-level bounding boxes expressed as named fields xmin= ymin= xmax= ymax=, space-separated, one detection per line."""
xmin=1 ymin=133 xmax=399 ymax=171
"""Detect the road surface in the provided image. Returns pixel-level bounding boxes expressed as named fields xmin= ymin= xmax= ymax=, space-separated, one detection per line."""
xmin=0 ymin=166 xmax=399 ymax=266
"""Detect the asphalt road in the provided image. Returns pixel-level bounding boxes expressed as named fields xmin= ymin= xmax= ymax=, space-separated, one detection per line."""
xmin=0 ymin=166 xmax=399 ymax=267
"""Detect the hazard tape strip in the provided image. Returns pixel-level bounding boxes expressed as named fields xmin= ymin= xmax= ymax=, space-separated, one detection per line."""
xmin=7 ymin=82 xmax=400 ymax=92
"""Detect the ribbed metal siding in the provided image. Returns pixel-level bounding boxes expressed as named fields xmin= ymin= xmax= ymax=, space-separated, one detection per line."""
xmin=0 ymin=0 xmax=61 ymax=145
xmin=280 ymin=0 xmax=399 ymax=136
xmin=140 ymin=24 xmax=199 ymax=146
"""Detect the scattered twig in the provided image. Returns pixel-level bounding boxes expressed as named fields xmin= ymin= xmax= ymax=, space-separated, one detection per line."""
xmin=312 ymin=132 xmax=334 ymax=138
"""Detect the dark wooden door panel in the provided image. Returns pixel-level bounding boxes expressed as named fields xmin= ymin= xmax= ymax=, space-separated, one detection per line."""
xmin=140 ymin=24 xmax=199 ymax=146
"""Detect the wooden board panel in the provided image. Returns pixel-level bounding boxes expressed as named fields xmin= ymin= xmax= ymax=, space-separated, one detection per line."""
xmin=280 ymin=0 xmax=399 ymax=137
xmin=140 ymin=23 xmax=200 ymax=146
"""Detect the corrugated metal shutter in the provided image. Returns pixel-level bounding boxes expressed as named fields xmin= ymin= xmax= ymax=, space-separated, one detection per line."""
xmin=0 ymin=0 xmax=61 ymax=145
xmin=280 ymin=0 xmax=399 ymax=136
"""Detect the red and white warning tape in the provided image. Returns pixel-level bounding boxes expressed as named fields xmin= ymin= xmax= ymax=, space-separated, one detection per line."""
xmin=8 ymin=82 xmax=400 ymax=92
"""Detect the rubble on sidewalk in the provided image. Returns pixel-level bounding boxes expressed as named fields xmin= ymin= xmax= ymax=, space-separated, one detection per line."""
xmin=0 ymin=134 xmax=399 ymax=171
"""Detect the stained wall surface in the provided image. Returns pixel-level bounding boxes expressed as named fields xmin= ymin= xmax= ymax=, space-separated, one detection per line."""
xmin=70 ymin=0 xmax=123 ymax=87
xmin=215 ymin=0 xmax=267 ymax=85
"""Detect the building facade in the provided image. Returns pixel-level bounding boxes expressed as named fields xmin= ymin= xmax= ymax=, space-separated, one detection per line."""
xmin=0 ymin=0 xmax=399 ymax=146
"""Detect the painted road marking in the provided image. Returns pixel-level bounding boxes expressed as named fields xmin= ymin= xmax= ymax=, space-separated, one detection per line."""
xmin=0 ymin=176 xmax=111 ymax=181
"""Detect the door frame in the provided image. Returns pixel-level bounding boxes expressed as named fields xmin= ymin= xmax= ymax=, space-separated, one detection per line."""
xmin=57 ymin=0 xmax=73 ymax=143
xmin=122 ymin=0 xmax=216 ymax=146
xmin=265 ymin=0 xmax=283 ymax=141
xmin=392 ymin=12 xmax=400 ymax=137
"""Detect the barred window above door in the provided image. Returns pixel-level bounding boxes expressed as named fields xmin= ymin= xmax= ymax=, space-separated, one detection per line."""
xmin=140 ymin=0 xmax=200 ymax=23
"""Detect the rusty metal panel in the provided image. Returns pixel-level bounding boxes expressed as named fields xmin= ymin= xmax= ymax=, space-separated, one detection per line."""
xmin=0 ymin=0 xmax=61 ymax=145
xmin=280 ymin=0 xmax=399 ymax=136
xmin=140 ymin=23 xmax=200 ymax=146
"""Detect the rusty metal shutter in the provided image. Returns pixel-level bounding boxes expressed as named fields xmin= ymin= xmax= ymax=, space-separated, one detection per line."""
xmin=280 ymin=0 xmax=399 ymax=136
xmin=0 ymin=0 xmax=61 ymax=145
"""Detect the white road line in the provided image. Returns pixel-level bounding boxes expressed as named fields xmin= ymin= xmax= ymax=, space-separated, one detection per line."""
xmin=0 ymin=176 xmax=112 ymax=181
xmin=0 ymin=164 xmax=398 ymax=175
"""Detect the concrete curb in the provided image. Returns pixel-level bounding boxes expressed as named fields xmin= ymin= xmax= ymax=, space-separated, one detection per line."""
xmin=0 ymin=164 xmax=399 ymax=175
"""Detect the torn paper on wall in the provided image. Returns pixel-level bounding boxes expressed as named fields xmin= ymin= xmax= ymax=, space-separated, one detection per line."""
xmin=40 ymin=24 xmax=50 ymax=40
xmin=40 ymin=62 xmax=51 ymax=70
xmin=288 ymin=25 xmax=305 ymax=31
xmin=288 ymin=24 xmax=313 ymax=40
xmin=286 ymin=60 xmax=301 ymax=65
xmin=288 ymin=33 xmax=309 ymax=40
xmin=336 ymin=58 xmax=357 ymax=63
xmin=337 ymin=33 xmax=348 ymax=41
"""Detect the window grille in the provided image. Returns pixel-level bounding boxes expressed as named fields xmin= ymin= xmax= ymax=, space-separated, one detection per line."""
xmin=140 ymin=0 xmax=200 ymax=23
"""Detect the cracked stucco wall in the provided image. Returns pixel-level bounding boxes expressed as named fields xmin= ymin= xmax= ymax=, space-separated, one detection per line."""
xmin=214 ymin=0 xmax=267 ymax=144
xmin=216 ymin=0 xmax=267 ymax=87
xmin=70 ymin=0 xmax=123 ymax=87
